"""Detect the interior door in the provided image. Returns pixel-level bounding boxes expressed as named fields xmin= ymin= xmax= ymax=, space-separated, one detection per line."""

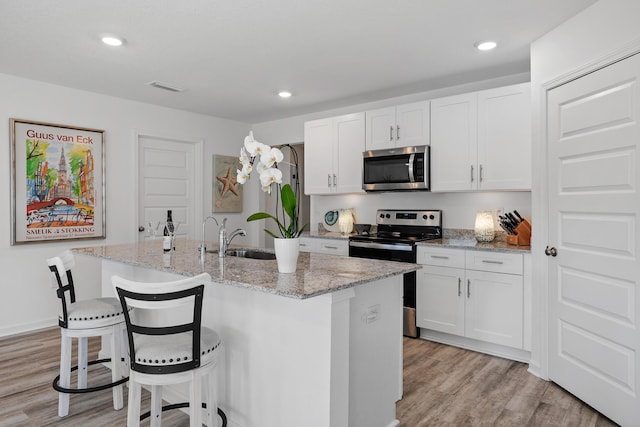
xmin=547 ymin=53 xmax=640 ymax=426
xmin=138 ymin=135 xmax=198 ymax=241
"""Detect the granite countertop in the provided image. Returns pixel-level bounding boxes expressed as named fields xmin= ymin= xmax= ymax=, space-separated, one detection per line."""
xmin=73 ymin=239 xmax=418 ymax=300
xmin=420 ymin=228 xmax=531 ymax=253
xmin=417 ymin=238 xmax=531 ymax=253
xmin=302 ymin=231 xmax=351 ymax=240
xmin=303 ymin=228 xmax=531 ymax=253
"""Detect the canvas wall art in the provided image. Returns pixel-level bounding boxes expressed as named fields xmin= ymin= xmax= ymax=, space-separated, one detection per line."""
xmin=213 ymin=154 xmax=242 ymax=213
xmin=10 ymin=119 xmax=106 ymax=244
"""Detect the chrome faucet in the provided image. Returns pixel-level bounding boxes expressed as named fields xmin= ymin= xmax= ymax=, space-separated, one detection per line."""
xmin=200 ymin=216 xmax=219 ymax=258
xmin=218 ymin=218 xmax=247 ymax=257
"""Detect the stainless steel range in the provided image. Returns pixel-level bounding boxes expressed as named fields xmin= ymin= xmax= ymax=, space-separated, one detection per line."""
xmin=349 ymin=209 xmax=442 ymax=338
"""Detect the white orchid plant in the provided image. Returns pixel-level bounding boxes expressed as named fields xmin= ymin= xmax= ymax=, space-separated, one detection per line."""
xmin=238 ymin=131 xmax=308 ymax=239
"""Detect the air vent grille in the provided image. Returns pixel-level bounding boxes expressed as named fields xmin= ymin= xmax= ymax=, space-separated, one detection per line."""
xmin=147 ymin=80 xmax=185 ymax=92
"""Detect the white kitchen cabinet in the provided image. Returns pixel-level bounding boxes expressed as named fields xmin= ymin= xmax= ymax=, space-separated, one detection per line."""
xmin=299 ymin=236 xmax=349 ymax=256
xmin=365 ymin=101 xmax=430 ymax=150
xmin=416 ymin=246 xmax=524 ymax=350
xmin=430 ymin=83 xmax=531 ymax=192
xmin=304 ymin=113 xmax=365 ymax=195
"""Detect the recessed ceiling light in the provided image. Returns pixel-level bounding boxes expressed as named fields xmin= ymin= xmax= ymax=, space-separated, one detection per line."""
xmin=475 ymin=41 xmax=497 ymax=51
xmin=101 ymin=35 xmax=125 ymax=47
xmin=278 ymin=91 xmax=292 ymax=99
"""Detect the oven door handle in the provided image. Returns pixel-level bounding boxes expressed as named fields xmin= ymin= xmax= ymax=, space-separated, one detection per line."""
xmin=349 ymin=241 xmax=414 ymax=251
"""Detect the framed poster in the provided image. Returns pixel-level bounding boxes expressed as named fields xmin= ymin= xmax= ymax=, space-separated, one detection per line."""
xmin=10 ymin=119 xmax=106 ymax=244
xmin=213 ymin=154 xmax=242 ymax=213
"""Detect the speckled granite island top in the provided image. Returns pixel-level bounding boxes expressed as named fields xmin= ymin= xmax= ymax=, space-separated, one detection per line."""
xmin=73 ymin=240 xmax=419 ymax=299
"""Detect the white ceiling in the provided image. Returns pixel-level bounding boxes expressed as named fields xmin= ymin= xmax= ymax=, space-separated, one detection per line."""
xmin=0 ymin=0 xmax=597 ymax=123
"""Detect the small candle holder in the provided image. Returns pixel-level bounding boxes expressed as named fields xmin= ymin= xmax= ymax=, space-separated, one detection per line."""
xmin=474 ymin=211 xmax=495 ymax=242
xmin=338 ymin=209 xmax=354 ymax=235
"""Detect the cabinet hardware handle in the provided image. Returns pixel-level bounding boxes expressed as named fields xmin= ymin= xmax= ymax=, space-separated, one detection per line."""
xmin=467 ymin=279 xmax=471 ymax=298
xmin=545 ymin=246 xmax=558 ymax=257
xmin=482 ymin=260 xmax=504 ymax=264
xmin=324 ymin=245 xmax=338 ymax=249
xmin=396 ymin=125 xmax=400 ymax=140
xmin=470 ymin=165 xmax=474 ymax=183
xmin=458 ymin=278 xmax=461 ymax=296
xmin=327 ymin=174 xmax=331 ymax=187
xmin=390 ymin=125 xmax=394 ymax=141
xmin=430 ymin=255 xmax=449 ymax=259
xmin=333 ymin=174 xmax=337 ymax=187
xmin=479 ymin=164 xmax=483 ymax=182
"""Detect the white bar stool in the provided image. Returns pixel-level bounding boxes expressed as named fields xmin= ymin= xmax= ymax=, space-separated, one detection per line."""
xmin=112 ymin=272 xmax=226 ymax=427
xmin=47 ymin=250 xmax=129 ymax=417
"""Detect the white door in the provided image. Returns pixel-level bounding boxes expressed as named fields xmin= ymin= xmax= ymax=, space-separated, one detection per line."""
xmin=395 ymin=101 xmax=430 ymax=148
xmin=547 ymin=53 xmax=640 ymax=426
xmin=365 ymin=107 xmax=395 ymax=150
xmin=138 ymin=134 xmax=200 ymax=241
xmin=465 ymin=270 xmax=523 ymax=349
xmin=416 ymin=266 xmax=465 ymax=336
xmin=430 ymin=93 xmax=478 ymax=191
xmin=304 ymin=118 xmax=334 ymax=195
xmin=477 ymin=83 xmax=531 ymax=190
xmin=334 ymin=112 xmax=365 ymax=194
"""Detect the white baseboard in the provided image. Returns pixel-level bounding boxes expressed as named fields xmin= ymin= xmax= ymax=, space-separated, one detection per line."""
xmin=419 ymin=329 xmax=531 ymax=363
xmin=0 ymin=318 xmax=57 ymax=338
xmin=386 ymin=420 xmax=400 ymax=427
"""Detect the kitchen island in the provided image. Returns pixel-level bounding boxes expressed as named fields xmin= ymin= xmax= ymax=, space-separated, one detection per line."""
xmin=74 ymin=240 xmax=419 ymax=427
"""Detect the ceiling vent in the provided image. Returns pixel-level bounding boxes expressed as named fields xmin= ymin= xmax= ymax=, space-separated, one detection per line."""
xmin=147 ymin=80 xmax=185 ymax=93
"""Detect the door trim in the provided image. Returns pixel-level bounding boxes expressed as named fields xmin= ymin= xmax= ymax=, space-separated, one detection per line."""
xmin=533 ymin=37 xmax=640 ymax=380
xmin=133 ymin=130 xmax=204 ymax=241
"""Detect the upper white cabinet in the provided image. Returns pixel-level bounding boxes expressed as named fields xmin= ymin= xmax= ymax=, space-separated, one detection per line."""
xmin=365 ymin=101 xmax=430 ymax=150
xmin=304 ymin=112 xmax=365 ymax=195
xmin=430 ymin=83 xmax=531 ymax=192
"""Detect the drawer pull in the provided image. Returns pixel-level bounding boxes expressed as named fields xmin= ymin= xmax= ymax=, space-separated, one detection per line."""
xmin=482 ymin=260 xmax=504 ymax=265
xmin=324 ymin=245 xmax=338 ymax=250
xmin=430 ymin=255 xmax=449 ymax=260
xmin=467 ymin=279 xmax=471 ymax=298
xmin=457 ymin=278 xmax=461 ymax=296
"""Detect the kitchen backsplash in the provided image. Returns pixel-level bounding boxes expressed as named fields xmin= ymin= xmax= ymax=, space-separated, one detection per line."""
xmin=310 ymin=191 xmax=531 ymax=231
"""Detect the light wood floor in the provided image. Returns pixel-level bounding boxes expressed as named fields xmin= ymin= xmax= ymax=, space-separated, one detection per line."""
xmin=0 ymin=328 xmax=618 ymax=426
xmin=398 ymin=337 xmax=618 ymax=427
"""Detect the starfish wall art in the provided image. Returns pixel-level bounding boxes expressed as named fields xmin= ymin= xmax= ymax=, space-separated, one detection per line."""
xmin=213 ymin=154 xmax=243 ymax=212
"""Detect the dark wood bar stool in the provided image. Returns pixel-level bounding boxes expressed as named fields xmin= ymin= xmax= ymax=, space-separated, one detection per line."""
xmin=47 ymin=250 xmax=129 ymax=417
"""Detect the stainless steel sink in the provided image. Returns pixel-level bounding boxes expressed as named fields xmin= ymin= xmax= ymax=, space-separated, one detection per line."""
xmin=225 ymin=249 xmax=276 ymax=260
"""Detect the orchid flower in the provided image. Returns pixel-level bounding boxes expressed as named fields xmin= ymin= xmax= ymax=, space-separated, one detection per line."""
xmin=259 ymin=167 xmax=282 ymax=188
xmin=260 ymin=147 xmax=284 ymax=168
xmin=238 ymin=132 xmax=308 ymax=238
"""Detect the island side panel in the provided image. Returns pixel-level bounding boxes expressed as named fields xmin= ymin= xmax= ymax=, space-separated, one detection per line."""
xmin=349 ymin=275 xmax=403 ymax=427
xmin=203 ymin=279 xmax=356 ymax=427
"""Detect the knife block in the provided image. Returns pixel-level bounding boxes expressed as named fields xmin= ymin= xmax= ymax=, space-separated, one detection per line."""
xmin=506 ymin=220 xmax=531 ymax=246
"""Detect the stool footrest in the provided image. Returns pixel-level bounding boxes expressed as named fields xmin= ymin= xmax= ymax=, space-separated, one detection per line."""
xmin=52 ymin=357 xmax=129 ymax=394
xmin=140 ymin=402 xmax=227 ymax=426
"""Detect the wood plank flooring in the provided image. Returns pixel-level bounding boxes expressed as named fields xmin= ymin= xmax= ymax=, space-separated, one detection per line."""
xmin=0 ymin=328 xmax=618 ymax=426
xmin=398 ymin=337 xmax=619 ymax=427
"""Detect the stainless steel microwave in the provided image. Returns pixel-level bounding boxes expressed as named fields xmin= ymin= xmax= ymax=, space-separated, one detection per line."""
xmin=362 ymin=145 xmax=430 ymax=191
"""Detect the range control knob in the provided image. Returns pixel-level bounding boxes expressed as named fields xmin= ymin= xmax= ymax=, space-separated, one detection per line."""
xmin=429 ymin=214 xmax=435 ymax=220
xmin=385 ymin=214 xmax=391 ymax=218
xmin=379 ymin=213 xmax=385 ymax=218
xmin=422 ymin=214 xmax=428 ymax=220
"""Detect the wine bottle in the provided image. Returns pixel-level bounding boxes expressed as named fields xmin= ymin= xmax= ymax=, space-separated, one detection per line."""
xmin=163 ymin=210 xmax=174 ymax=236
xmin=162 ymin=210 xmax=174 ymax=252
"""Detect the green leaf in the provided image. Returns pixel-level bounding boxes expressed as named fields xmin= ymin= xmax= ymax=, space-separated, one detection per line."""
xmin=280 ymin=184 xmax=297 ymax=221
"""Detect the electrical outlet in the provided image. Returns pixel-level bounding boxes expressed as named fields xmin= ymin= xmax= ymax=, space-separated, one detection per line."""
xmin=362 ymin=304 xmax=380 ymax=324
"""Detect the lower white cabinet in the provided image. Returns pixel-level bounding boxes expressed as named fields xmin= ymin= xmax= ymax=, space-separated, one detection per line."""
xmin=299 ymin=237 xmax=349 ymax=256
xmin=417 ymin=247 xmax=524 ymax=349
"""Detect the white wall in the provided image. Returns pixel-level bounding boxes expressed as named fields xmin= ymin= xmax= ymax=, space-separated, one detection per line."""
xmin=530 ymin=0 xmax=640 ymax=378
xmin=253 ymin=73 xmax=532 ymax=230
xmin=0 ymin=73 xmax=255 ymax=337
